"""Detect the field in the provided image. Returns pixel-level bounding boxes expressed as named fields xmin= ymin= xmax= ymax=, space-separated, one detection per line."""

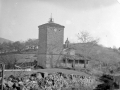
xmin=3 ymin=68 xmax=91 ymax=77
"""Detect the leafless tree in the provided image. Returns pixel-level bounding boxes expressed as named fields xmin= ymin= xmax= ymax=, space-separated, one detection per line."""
xmin=77 ymin=31 xmax=99 ymax=68
xmin=0 ymin=54 xmax=17 ymax=69
xmin=47 ymin=42 xmax=63 ymax=68
xmin=77 ymin=31 xmax=99 ymax=44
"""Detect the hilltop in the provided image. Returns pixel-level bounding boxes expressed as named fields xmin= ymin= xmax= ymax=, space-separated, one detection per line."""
xmin=0 ymin=37 xmax=12 ymax=44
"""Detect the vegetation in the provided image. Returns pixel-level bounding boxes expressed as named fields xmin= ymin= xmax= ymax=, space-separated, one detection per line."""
xmin=94 ymin=74 xmax=119 ymax=90
xmin=0 ymin=37 xmax=12 ymax=44
xmin=77 ymin=31 xmax=99 ymax=44
xmin=0 ymin=39 xmax=38 ymax=69
xmin=0 ymin=39 xmax=38 ymax=54
xmin=0 ymin=54 xmax=17 ymax=69
xmin=65 ymin=31 xmax=120 ymax=74
xmin=0 ymin=34 xmax=120 ymax=74
xmin=77 ymin=31 xmax=99 ymax=68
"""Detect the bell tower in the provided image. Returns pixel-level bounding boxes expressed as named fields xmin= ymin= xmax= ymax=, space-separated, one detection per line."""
xmin=37 ymin=17 xmax=65 ymax=68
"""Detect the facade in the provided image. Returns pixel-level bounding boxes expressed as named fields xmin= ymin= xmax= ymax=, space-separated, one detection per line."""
xmin=37 ymin=18 xmax=65 ymax=68
xmin=62 ymin=39 xmax=90 ymax=69
xmin=62 ymin=47 xmax=89 ymax=68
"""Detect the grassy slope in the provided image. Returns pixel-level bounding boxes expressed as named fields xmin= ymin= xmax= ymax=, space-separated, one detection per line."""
xmin=69 ymin=43 xmax=120 ymax=74
xmin=4 ymin=68 xmax=90 ymax=77
xmin=0 ymin=37 xmax=12 ymax=43
xmin=1 ymin=43 xmax=120 ymax=75
xmin=70 ymin=43 xmax=120 ymax=63
xmin=1 ymin=43 xmax=120 ymax=66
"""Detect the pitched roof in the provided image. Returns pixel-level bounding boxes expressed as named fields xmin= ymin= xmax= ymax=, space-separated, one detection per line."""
xmin=63 ymin=47 xmax=91 ymax=60
xmin=38 ymin=22 xmax=65 ymax=28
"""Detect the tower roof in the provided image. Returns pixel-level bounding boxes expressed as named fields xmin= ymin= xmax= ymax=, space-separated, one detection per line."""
xmin=39 ymin=22 xmax=65 ymax=28
xmin=38 ymin=16 xmax=65 ymax=28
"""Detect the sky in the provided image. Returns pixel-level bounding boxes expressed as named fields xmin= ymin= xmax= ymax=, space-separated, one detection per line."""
xmin=0 ymin=0 xmax=120 ymax=48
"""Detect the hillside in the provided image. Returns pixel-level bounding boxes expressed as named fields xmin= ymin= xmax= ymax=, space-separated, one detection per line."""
xmin=69 ymin=43 xmax=120 ymax=63
xmin=67 ymin=43 xmax=120 ymax=74
xmin=0 ymin=37 xmax=12 ymax=43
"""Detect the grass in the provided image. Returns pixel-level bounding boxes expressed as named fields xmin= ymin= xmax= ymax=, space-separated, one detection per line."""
xmin=3 ymin=68 xmax=91 ymax=77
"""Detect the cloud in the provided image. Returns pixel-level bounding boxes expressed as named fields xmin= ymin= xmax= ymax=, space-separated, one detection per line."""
xmin=42 ymin=0 xmax=117 ymax=11
xmin=66 ymin=20 xmax=72 ymax=25
xmin=117 ymin=0 xmax=120 ymax=3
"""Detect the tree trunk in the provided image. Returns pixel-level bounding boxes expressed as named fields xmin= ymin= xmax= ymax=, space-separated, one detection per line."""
xmin=73 ymin=59 xmax=75 ymax=70
xmin=84 ymin=60 xmax=86 ymax=68
xmin=65 ymin=58 xmax=67 ymax=68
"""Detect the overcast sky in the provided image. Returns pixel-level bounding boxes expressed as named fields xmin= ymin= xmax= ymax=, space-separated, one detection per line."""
xmin=0 ymin=0 xmax=120 ymax=48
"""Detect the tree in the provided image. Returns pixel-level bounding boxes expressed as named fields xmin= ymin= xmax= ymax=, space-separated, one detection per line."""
xmin=94 ymin=74 xmax=119 ymax=90
xmin=47 ymin=43 xmax=60 ymax=68
xmin=0 ymin=43 xmax=3 ymax=53
xmin=0 ymin=54 xmax=17 ymax=69
xmin=13 ymin=41 xmax=24 ymax=52
xmin=77 ymin=31 xmax=99 ymax=68
xmin=25 ymin=39 xmax=38 ymax=50
xmin=0 ymin=42 xmax=9 ymax=53
xmin=7 ymin=42 xmax=14 ymax=52
xmin=77 ymin=31 xmax=99 ymax=44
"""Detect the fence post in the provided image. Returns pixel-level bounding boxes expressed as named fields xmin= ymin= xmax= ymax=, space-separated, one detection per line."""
xmin=1 ymin=63 xmax=4 ymax=90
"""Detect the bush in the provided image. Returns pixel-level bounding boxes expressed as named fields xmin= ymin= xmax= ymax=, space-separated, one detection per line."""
xmin=94 ymin=74 xmax=119 ymax=90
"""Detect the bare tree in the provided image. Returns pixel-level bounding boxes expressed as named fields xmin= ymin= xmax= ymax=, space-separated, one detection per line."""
xmin=77 ymin=31 xmax=99 ymax=68
xmin=0 ymin=54 xmax=17 ymax=69
xmin=47 ymin=43 xmax=62 ymax=68
xmin=77 ymin=31 xmax=99 ymax=44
